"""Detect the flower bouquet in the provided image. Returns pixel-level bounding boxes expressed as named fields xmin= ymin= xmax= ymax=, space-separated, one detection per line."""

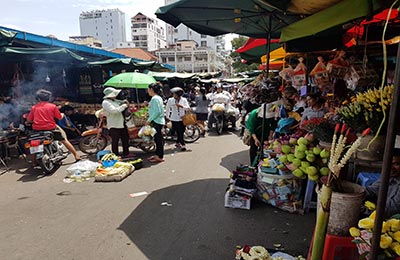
xmin=337 ymin=85 xmax=394 ymax=134
xmin=235 ymin=245 xmax=306 ymax=260
xmin=350 ymin=203 xmax=400 ymax=260
xmin=300 ymin=118 xmax=335 ymax=143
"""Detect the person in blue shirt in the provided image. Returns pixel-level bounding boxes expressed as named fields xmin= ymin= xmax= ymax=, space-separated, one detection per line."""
xmin=147 ymin=83 xmax=166 ymax=163
xmin=57 ymin=105 xmax=81 ymax=140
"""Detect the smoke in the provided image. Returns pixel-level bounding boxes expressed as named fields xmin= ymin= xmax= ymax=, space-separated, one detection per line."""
xmin=0 ymin=63 xmax=68 ymax=129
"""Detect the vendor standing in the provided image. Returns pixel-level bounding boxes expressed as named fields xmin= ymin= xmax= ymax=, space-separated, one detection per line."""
xmin=102 ymin=87 xmax=130 ymax=157
xmin=246 ymin=88 xmax=280 ymax=165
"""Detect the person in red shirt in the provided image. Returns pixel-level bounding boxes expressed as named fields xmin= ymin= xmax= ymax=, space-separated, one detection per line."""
xmin=26 ymin=89 xmax=80 ymax=164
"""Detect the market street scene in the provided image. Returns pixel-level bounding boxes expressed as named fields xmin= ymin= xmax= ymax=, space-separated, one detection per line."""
xmin=1 ymin=0 xmax=400 ymax=260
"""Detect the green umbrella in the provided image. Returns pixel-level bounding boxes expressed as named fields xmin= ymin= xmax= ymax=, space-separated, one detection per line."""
xmin=104 ymin=72 xmax=156 ymax=103
xmin=104 ymin=72 xmax=156 ymax=89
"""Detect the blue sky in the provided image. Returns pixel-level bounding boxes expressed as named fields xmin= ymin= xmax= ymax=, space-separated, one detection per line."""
xmin=0 ymin=0 xmax=234 ymax=49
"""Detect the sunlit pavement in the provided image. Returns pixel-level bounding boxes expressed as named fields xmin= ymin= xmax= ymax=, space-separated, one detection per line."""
xmin=0 ymin=131 xmax=315 ymax=260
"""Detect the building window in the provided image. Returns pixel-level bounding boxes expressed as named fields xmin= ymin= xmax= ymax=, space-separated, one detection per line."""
xmin=174 ymin=28 xmax=178 ymax=33
xmin=201 ymin=41 xmax=207 ymax=47
xmin=111 ymin=25 xmax=113 ymax=29
xmin=169 ymin=57 xmax=175 ymax=62
xmin=110 ymin=19 xmax=112 ymax=22
xmin=110 ymin=13 xmax=112 ymax=16
xmin=201 ymin=34 xmax=207 ymax=38
xmin=184 ymin=57 xmax=191 ymax=61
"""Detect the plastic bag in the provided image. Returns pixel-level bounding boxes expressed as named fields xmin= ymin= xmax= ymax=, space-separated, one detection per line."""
xmin=66 ymin=160 xmax=100 ymax=177
xmin=211 ymin=103 xmax=225 ymax=112
xmin=138 ymin=125 xmax=156 ymax=137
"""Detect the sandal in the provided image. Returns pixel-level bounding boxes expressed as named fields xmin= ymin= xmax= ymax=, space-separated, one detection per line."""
xmin=148 ymin=157 xmax=165 ymax=163
xmin=147 ymin=156 xmax=156 ymax=161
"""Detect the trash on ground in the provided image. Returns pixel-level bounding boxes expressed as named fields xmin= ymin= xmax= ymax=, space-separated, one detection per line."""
xmin=129 ymin=191 xmax=149 ymax=198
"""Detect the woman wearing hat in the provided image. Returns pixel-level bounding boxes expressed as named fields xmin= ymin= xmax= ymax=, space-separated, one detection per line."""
xmin=102 ymin=87 xmax=130 ymax=157
xmin=165 ymin=87 xmax=190 ymax=151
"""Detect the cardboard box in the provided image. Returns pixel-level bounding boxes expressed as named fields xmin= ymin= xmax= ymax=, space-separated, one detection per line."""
xmin=224 ymin=191 xmax=251 ymax=210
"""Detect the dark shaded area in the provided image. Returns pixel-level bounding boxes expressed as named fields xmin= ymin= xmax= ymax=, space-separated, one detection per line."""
xmin=119 ymin=179 xmax=315 ymax=260
xmin=220 ymin=150 xmax=249 ymax=172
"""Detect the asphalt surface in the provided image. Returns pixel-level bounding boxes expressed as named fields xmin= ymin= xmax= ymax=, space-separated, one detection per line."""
xmin=0 ymin=130 xmax=315 ymax=260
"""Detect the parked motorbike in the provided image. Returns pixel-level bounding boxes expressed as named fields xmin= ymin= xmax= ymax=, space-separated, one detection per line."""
xmin=25 ymin=131 xmax=68 ymax=174
xmin=78 ymin=112 xmax=155 ymax=154
xmin=163 ymin=122 xmax=201 ymax=143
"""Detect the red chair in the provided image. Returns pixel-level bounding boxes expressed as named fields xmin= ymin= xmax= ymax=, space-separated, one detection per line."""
xmin=307 ymin=232 xmax=358 ymax=260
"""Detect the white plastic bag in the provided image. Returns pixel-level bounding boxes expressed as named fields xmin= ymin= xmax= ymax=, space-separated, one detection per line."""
xmin=66 ymin=160 xmax=100 ymax=177
xmin=138 ymin=125 xmax=156 ymax=137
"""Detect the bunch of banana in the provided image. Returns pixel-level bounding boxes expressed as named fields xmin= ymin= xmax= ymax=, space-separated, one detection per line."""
xmin=101 ymin=153 xmax=118 ymax=161
xmin=338 ymin=101 xmax=362 ymax=119
xmin=357 ymin=85 xmax=394 ymax=111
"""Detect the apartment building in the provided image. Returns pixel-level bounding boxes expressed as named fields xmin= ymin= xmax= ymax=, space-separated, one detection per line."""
xmin=156 ymin=40 xmax=223 ymax=73
xmin=128 ymin=12 xmax=167 ymax=52
xmin=79 ymin=9 xmax=126 ymax=48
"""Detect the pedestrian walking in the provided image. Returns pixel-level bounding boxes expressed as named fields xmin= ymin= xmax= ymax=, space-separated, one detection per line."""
xmin=194 ymin=87 xmax=209 ymax=136
xmin=165 ymin=87 xmax=190 ymax=151
xmin=147 ymin=83 xmax=165 ymax=163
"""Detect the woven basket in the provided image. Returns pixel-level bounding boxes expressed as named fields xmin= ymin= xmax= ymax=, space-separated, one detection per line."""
xmin=133 ymin=116 xmax=148 ymax=126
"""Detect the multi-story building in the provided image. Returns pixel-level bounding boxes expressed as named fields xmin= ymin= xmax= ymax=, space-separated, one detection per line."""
xmin=163 ymin=0 xmax=229 ymax=75
xmin=69 ymin=36 xmax=102 ymax=48
xmin=79 ymin=9 xmax=126 ymax=49
xmin=156 ymin=40 xmax=222 ymax=73
xmin=129 ymin=12 xmax=166 ymax=52
xmin=164 ymin=0 xmax=225 ymax=53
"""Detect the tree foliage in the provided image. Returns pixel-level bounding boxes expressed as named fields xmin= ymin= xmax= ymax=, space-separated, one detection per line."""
xmin=229 ymin=36 xmax=259 ymax=73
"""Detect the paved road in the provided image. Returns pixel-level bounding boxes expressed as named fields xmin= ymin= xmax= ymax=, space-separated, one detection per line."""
xmin=0 ymin=131 xmax=315 ymax=260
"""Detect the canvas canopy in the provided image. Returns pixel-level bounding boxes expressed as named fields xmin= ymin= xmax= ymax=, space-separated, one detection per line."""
xmin=0 ymin=47 xmax=86 ymax=63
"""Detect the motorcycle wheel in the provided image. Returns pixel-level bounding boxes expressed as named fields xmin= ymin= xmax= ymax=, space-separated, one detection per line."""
xmin=38 ymin=146 xmax=57 ymax=174
xmin=184 ymin=125 xmax=201 ymax=143
xmin=79 ymin=134 xmax=108 ymax=154
xmin=140 ymin=141 xmax=156 ymax=153
xmin=215 ymin=118 xmax=224 ymax=135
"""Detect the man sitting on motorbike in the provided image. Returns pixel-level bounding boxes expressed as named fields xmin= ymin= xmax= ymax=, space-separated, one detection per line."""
xmin=26 ymin=89 xmax=80 ymax=165
xmin=207 ymin=84 xmax=237 ymax=130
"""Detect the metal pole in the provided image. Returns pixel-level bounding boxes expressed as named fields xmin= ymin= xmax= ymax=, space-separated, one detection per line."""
xmin=265 ymin=15 xmax=272 ymax=77
xmin=370 ymin=42 xmax=400 ymax=259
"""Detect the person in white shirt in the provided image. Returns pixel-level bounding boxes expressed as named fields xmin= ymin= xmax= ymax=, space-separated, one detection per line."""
xmin=165 ymin=87 xmax=190 ymax=151
xmin=102 ymin=87 xmax=130 ymax=157
xmin=208 ymin=84 xmax=237 ymax=129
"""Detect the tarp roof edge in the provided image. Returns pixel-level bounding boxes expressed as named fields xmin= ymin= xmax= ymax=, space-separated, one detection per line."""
xmin=280 ymin=0 xmax=384 ymax=42
xmin=1 ymin=46 xmax=87 ymax=61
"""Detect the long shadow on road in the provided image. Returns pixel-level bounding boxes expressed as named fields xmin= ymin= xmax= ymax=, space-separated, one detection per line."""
xmin=118 ymin=179 xmax=315 ymax=260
